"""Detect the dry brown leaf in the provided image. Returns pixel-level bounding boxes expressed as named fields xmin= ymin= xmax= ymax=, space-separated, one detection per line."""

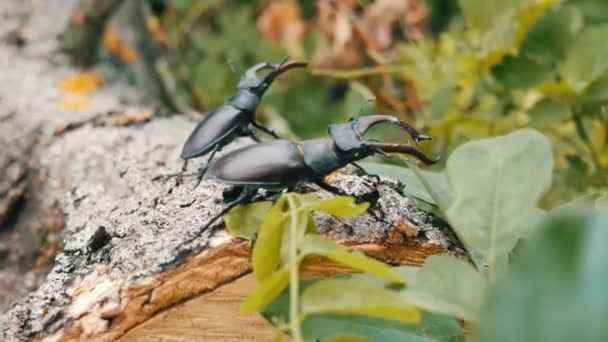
xmin=258 ymin=1 xmax=308 ymax=59
xmin=313 ymin=1 xmax=361 ymax=67
xmin=103 ymin=26 xmax=138 ymax=64
xmin=357 ymin=0 xmax=428 ymax=51
xmin=58 ymin=72 xmax=101 ymax=95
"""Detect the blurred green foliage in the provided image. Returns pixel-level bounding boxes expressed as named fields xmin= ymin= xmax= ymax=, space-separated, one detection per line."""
xmin=151 ymin=0 xmax=606 ymax=206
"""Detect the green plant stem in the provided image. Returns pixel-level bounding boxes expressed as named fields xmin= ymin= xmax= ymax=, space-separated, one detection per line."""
xmin=286 ymin=194 xmax=304 ymax=342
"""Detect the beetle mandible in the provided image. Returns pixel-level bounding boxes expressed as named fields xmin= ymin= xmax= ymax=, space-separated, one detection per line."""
xmin=172 ymin=59 xmax=307 ymax=185
xmin=199 ymin=114 xmax=438 ymax=229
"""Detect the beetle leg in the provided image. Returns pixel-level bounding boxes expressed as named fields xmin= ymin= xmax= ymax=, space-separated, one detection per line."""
xmin=193 ymin=144 xmax=220 ymax=189
xmin=315 ymin=179 xmax=348 ymax=196
xmin=181 ymin=160 xmax=189 ymax=172
xmin=352 ymin=163 xmax=382 ymax=183
xmin=249 ymin=130 xmax=262 ymax=142
xmin=185 ymin=188 xmax=257 ymax=245
xmin=350 ymin=162 xmax=368 ymax=175
xmin=250 ymin=120 xmax=279 ymax=138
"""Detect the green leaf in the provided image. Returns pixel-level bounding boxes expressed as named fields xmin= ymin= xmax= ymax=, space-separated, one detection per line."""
xmin=430 ymin=85 xmax=455 ymax=120
xmin=252 ymin=197 xmax=287 ymax=281
xmin=322 ymin=335 xmax=369 ymax=342
xmin=528 ymin=96 xmax=571 ymax=128
xmin=459 ymin=0 xmax=522 ymax=32
xmin=445 ymin=129 xmax=553 ymax=274
xmin=474 ymin=209 xmax=608 ymax=342
xmin=263 ymin=278 xmax=465 ymax=342
xmin=301 ymin=279 xmax=420 ymax=323
xmin=492 ymin=56 xmax=554 ymax=89
xmin=360 ymin=163 xmax=452 ymax=206
xmin=461 ymin=0 xmax=558 ymax=71
xmin=398 ymin=255 xmax=487 ymax=321
xmin=521 ymin=4 xmax=584 ymax=64
xmin=559 ymin=24 xmax=608 ymax=91
xmin=582 ymin=72 xmax=608 ymax=113
xmin=241 ymin=269 xmax=289 ymax=314
xmin=225 ymin=201 xmax=273 ymax=239
xmin=303 ymin=313 xmax=464 ymax=342
xmin=299 ymin=235 xmax=405 ymax=284
xmin=309 ymin=196 xmax=370 ymax=218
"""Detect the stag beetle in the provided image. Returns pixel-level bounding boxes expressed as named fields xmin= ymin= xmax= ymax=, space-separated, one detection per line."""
xmin=198 ymin=115 xmax=438 ymax=230
xmin=166 ymin=59 xmax=307 ymax=184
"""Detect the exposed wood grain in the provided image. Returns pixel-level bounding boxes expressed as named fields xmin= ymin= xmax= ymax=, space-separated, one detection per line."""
xmin=121 ymin=274 xmax=277 ymax=342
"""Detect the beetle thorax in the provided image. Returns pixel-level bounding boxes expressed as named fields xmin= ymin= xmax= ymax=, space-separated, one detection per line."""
xmin=328 ymin=123 xmax=368 ymax=162
xmin=228 ymin=89 xmax=261 ymax=111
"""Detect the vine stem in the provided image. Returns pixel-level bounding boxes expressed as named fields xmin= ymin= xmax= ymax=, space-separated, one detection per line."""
xmin=286 ymin=194 xmax=304 ymax=342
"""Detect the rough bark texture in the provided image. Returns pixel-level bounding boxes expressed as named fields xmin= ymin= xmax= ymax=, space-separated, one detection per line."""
xmin=0 ymin=1 xmax=466 ymax=340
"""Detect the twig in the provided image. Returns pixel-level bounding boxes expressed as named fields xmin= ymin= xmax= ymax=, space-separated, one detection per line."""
xmin=311 ymin=65 xmax=402 ymax=79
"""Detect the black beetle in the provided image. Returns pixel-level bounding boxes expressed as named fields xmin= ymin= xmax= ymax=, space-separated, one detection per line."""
xmin=198 ymin=115 xmax=438 ymax=230
xmin=166 ymin=59 xmax=307 ymax=184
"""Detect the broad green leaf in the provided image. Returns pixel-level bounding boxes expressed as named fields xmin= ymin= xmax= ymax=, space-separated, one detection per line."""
xmin=492 ymin=56 xmax=554 ymax=89
xmin=398 ymin=255 xmax=487 ymax=321
xmin=462 ymin=0 xmax=558 ymax=71
xmin=582 ymin=72 xmax=608 ymax=113
xmin=559 ymin=25 xmax=608 ymax=91
xmin=252 ymin=197 xmax=287 ymax=281
xmin=475 ymin=209 xmax=608 ymax=342
xmin=241 ymin=269 xmax=289 ymax=314
xmin=225 ymin=201 xmax=272 ymax=239
xmin=430 ymin=85 xmax=454 ymax=121
xmin=301 ymin=279 xmax=420 ymax=323
xmin=299 ymin=235 xmax=405 ymax=284
xmin=521 ymin=4 xmax=583 ymax=63
xmin=298 ymin=193 xmax=323 ymax=208
xmin=445 ymin=129 xmax=553 ymax=274
xmin=528 ymin=96 xmax=571 ymax=128
xmin=263 ymin=278 xmax=464 ymax=342
xmin=459 ymin=0 xmax=523 ymax=32
xmin=322 ymin=335 xmax=369 ymax=342
xmin=360 ymin=162 xmax=453 ymax=207
xmin=303 ymin=313 xmax=464 ymax=342
xmin=309 ymin=196 xmax=370 ymax=218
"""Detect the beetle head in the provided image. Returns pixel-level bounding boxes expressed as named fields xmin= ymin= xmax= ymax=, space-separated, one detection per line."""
xmin=236 ymin=59 xmax=307 ymax=96
xmin=328 ymin=115 xmax=439 ymax=165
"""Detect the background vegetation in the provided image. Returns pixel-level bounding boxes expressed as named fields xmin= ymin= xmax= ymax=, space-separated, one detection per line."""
xmin=98 ymin=0 xmax=607 ymax=207
xmin=92 ymin=0 xmax=608 ymax=340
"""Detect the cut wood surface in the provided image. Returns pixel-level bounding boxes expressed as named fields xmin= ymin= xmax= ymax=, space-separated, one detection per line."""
xmin=0 ymin=1 xmax=467 ymax=341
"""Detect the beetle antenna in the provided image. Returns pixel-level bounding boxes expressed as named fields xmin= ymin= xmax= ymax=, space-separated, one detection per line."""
xmin=277 ymin=55 xmax=289 ymax=69
xmin=227 ymin=59 xmax=239 ymax=76
xmin=357 ymin=97 xmax=376 ymax=117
